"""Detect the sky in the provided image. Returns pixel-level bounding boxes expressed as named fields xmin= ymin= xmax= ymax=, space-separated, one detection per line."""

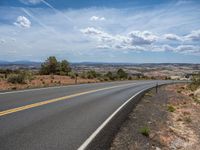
xmin=0 ymin=0 xmax=200 ymax=63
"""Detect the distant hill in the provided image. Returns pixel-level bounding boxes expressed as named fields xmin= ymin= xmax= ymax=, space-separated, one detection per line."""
xmin=0 ymin=60 xmax=41 ymax=69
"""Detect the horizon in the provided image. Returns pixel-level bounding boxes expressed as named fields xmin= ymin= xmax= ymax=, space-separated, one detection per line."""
xmin=0 ymin=59 xmax=200 ymax=65
xmin=0 ymin=0 xmax=200 ymax=63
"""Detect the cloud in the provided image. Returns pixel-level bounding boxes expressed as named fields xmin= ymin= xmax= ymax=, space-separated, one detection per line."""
xmin=1 ymin=3 xmax=200 ymax=61
xmin=164 ymin=34 xmax=182 ymax=41
xmin=90 ymin=16 xmax=105 ymax=21
xmin=14 ymin=16 xmax=31 ymax=29
xmin=80 ymin=27 xmax=200 ymax=54
xmin=127 ymin=31 xmax=157 ymax=45
xmin=175 ymin=45 xmax=200 ymax=53
xmin=19 ymin=0 xmax=43 ymax=5
xmin=81 ymin=27 xmax=157 ymax=49
xmin=185 ymin=30 xmax=200 ymax=41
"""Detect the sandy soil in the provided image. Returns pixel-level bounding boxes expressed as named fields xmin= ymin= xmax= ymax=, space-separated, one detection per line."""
xmin=0 ymin=75 xmax=99 ymax=91
xmin=110 ymin=84 xmax=200 ymax=150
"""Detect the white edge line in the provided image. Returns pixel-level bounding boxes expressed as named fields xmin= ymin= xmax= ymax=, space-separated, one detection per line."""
xmin=0 ymin=84 xmax=76 ymax=95
xmin=0 ymin=81 xmax=151 ymax=95
xmin=78 ymin=87 xmax=149 ymax=150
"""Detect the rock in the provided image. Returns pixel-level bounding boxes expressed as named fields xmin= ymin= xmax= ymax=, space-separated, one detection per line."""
xmin=170 ymin=138 xmax=184 ymax=149
xmin=155 ymin=147 xmax=161 ymax=150
xmin=194 ymin=88 xmax=200 ymax=101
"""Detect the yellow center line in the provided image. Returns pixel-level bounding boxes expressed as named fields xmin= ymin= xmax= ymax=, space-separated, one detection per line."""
xmin=0 ymin=83 xmax=134 ymax=117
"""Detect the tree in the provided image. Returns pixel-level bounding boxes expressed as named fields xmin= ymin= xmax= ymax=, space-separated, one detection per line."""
xmin=117 ymin=68 xmax=128 ymax=79
xmin=40 ymin=56 xmax=59 ymax=75
xmin=60 ymin=60 xmax=71 ymax=75
xmin=86 ymin=70 xmax=97 ymax=79
xmin=105 ymin=71 xmax=117 ymax=80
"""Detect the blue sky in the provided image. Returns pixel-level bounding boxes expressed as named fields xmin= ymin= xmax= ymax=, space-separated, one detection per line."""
xmin=0 ymin=0 xmax=200 ymax=63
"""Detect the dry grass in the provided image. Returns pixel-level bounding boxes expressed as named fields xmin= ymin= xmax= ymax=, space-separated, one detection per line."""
xmin=0 ymin=75 xmax=99 ymax=91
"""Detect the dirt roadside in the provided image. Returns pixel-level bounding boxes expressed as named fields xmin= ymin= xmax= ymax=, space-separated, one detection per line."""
xmin=0 ymin=75 xmax=99 ymax=91
xmin=110 ymin=84 xmax=200 ymax=150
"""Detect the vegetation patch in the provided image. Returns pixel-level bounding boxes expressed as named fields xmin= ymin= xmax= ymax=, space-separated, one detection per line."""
xmin=167 ymin=104 xmax=176 ymax=112
xmin=139 ymin=126 xmax=150 ymax=137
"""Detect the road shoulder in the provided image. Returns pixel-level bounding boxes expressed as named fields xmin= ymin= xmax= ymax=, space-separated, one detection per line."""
xmin=110 ymin=84 xmax=200 ymax=150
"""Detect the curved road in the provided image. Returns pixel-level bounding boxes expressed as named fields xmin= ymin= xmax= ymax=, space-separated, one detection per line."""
xmin=0 ymin=80 xmax=172 ymax=150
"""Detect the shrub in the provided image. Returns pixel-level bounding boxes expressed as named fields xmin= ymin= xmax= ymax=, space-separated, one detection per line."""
xmin=167 ymin=104 xmax=176 ymax=112
xmin=177 ymin=89 xmax=182 ymax=93
xmin=184 ymin=116 xmax=192 ymax=123
xmin=145 ymin=92 xmax=153 ymax=97
xmin=139 ymin=126 xmax=150 ymax=137
xmin=7 ymin=74 xmax=26 ymax=84
xmin=128 ymin=76 xmax=132 ymax=80
xmin=188 ymin=73 xmax=200 ymax=91
xmin=68 ymin=72 xmax=76 ymax=79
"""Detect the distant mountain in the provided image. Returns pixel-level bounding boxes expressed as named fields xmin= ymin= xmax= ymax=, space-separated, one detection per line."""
xmin=0 ymin=60 xmax=41 ymax=65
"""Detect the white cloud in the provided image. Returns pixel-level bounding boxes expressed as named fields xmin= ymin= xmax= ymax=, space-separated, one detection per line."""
xmin=164 ymin=34 xmax=182 ymax=41
xmin=80 ymin=27 xmax=200 ymax=54
xmin=127 ymin=31 xmax=157 ymax=45
xmin=175 ymin=45 xmax=200 ymax=53
xmin=19 ymin=0 xmax=43 ymax=5
xmin=185 ymin=30 xmax=200 ymax=41
xmin=1 ymin=4 xmax=200 ymax=61
xmin=81 ymin=27 xmax=157 ymax=50
xmin=90 ymin=16 xmax=105 ymax=21
xmin=14 ymin=16 xmax=31 ymax=29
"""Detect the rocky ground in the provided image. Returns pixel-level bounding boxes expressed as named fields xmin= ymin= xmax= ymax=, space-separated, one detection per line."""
xmin=110 ymin=84 xmax=200 ymax=150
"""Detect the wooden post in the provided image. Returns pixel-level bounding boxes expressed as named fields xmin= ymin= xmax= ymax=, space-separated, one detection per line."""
xmin=156 ymin=82 xmax=158 ymax=93
xmin=75 ymin=73 xmax=78 ymax=84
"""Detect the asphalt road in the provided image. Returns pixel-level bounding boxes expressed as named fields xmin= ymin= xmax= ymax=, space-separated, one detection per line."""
xmin=0 ymin=80 xmax=172 ymax=150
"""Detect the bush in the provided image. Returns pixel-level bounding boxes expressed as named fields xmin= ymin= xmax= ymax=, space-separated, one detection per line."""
xmin=139 ymin=126 xmax=150 ymax=137
xmin=7 ymin=74 xmax=26 ymax=84
xmin=189 ymin=73 xmax=200 ymax=91
xmin=68 ymin=72 xmax=77 ymax=79
xmin=86 ymin=70 xmax=97 ymax=79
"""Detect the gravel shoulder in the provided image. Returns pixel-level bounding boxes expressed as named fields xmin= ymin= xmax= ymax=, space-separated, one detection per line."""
xmin=110 ymin=84 xmax=200 ymax=150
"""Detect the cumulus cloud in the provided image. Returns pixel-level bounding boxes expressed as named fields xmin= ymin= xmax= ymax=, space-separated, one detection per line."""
xmin=19 ymin=0 xmax=43 ymax=5
xmin=80 ymin=27 xmax=200 ymax=54
xmin=14 ymin=16 xmax=31 ymax=29
xmin=81 ymin=27 xmax=157 ymax=50
xmin=175 ymin=45 xmax=200 ymax=53
xmin=127 ymin=31 xmax=157 ymax=45
xmin=90 ymin=16 xmax=105 ymax=21
xmin=164 ymin=34 xmax=182 ymax=41
xmin=185 ymin=30 xmax=200 ymax=41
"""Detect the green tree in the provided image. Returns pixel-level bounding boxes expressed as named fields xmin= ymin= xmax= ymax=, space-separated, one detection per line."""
xmin=105 ymin=71 xmax=117 ymax=80
xmin=60 ymin=60 xmax=71 ymax=75
xmin=86 ymin=70 xmax=97 ymax=79
xmin=40 ymin=56 xmax=59 ymax=75
xmin=117 ymin=68 xmax=128 ymax=79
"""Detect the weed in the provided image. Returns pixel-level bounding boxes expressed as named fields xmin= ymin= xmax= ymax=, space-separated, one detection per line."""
xmin=139 ymin=126 xmax=150 ymax=137
xmin=145 ymin=92 xmax=153 ymax=97
xmin=167 ymin=104 xmax=176 ymax=112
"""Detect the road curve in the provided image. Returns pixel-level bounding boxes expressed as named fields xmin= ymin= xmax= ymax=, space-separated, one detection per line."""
xmin=0 ymin=80 xmax=172 ymax=150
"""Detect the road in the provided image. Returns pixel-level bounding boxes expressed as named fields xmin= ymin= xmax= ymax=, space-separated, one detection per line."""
xmin=0 ymin=80 xmax=172 ymax=150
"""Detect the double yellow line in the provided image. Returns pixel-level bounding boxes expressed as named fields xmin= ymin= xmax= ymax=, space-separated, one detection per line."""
xmin=0 ymin=83 xmax=133 ymax=117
